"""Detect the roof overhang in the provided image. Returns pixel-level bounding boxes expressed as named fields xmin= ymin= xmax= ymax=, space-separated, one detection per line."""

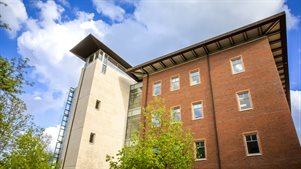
xmin=70 ymin=34 xmax=132 ymax=69
xmin=127 ymin=12 xmax=290 ymax=104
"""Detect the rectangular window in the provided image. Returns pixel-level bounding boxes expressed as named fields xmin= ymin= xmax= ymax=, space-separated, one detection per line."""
xmin=89 ymin=133 xmax=95 ymax=143
xmin=192 ymin=102 xmax=203 ymax=119
xmin=153 ymin=82 xmax=161 ymax=96
xmin=237 ymin=91 xmax=252 ymax=111
xmin=152 ymin=113 xmax=160 ymax=127
xmin=231 ymin=56 xmax=245 ymax=74
xmin=195 ymin=141 xmax=206 ymax=160
xmin=170 ymin=76 xmax=180 ymax=91
xmin=190 ymin=70 xmax=200 ymax=85
xmin=244 ymin=133 xmax=261 ymax=155
xmin=102 ymin=54 xmax=108 ymax=74
xmin=171 ymin=106 xmax=181 ymax=122
xmin=95 ymin=100 xmax=101 ymax=110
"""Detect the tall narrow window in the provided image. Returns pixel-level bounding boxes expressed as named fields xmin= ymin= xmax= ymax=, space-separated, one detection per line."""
xmin=195 ymin=141 xmax=206 ymax=160
xmin=244 ymin=133 xmax=261 ymax=155
xmin=190 ymin=70 xmax=200 ymax=85
xmin=102 ymin=54 xmax=108 ymax=74
xmin=171 ymin=106 xmax=181 ymax=122
xmin=153 ymin=82 xmax=161 ymax=96
xmin=192 ymin=102 xmax=203 ymax=119
xmin=231 ymin=56 xmax=245 ymax=74
xmin=95 ymin=100 xmax=101 ymax=110
xmin=89 ymin=133 xmax=95 ymax=143
xmin=237 ymin=91 xmax=252 ymax=111
xmin=170 ymin=76 xmax=180 ymax=91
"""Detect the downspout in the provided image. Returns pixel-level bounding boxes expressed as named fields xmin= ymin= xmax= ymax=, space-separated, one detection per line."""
xmin=206 ymin=54 xmax=222 ymax=169
xmin=61 ymin=65 xmax=87 ymax=168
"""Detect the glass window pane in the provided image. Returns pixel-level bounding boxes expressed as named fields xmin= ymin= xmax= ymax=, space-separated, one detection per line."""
xmin=171 ymin=76 xmax=179 ymax=90
xmin=153 ymin=82 xmax=161 ymax=95
xmin=238 ymin=92 xmax=251 ymax=110
xmin=195 ymin=141 xmax=206 ymax=159
xmin=190 ymin=71 xmax=200 ymax=85
xmin=193 ymin=102 xmax=203 ymax=119
xmin=247 ymin=141 xmax=260 ymax=154
xmin=172 ymin=107 xmax=181 ymax=121
xmin=231 ymin=57 xmax=244 ymax=73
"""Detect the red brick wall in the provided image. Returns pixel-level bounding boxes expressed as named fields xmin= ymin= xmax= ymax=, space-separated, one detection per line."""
xmin=141 ymin=37 xmax=301 ymax=169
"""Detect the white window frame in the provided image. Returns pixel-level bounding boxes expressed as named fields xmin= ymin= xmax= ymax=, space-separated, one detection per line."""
xmin=243 ymin=132 xmax=262 ymax=156
xmin=153 ymin=81 xmax=161 ymax=96
xmin=192 ymin=101 xmax=204 ymax=120
xmin=170 ymin=75 xmax=180 ymax=91
xmin=230 ymin=56 xmax=245 ymax=74
xmin=236 ymin=90 xmax=253 ymax=111
xmin=195 ymin=140 xmax=207 ymax=161
xmin=190 ymin=69 xmax=201 ymax=86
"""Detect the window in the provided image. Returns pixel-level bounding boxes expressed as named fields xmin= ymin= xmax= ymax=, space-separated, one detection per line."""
xmin=237 ymin=91 xmax=252 ymax=111
xmin=95 ymin=100 xmax=101 ymax=110
xmin=192 ymin=102 xmax=203 ymax=119
xmin=231 ymin=56 xmax=245 ymax=74
xmin=153 ymin=82 xmax=161 ymax=96
xmin=152 ymin=113 xmax=160 ymax=127
xmin=244 ymin=133 xmax=261 ymax=155
xmin=195 ymin=141 xmax=206 ymax=160
xmin=171 ymin=76 xmax=180 ymax=91
xmin=102 ymin=54 xmax=108 ymax=74
xmin=89 ymin=133 xmax=95 ymax=143
xmin=190 ymin=70 xmax=200 ymax=85
xmin=171 ymin=106 xmax=181 ymax=122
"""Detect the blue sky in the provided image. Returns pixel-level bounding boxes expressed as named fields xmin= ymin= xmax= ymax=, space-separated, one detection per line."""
xmin=0 ymin=0 xmax=300 ymax=149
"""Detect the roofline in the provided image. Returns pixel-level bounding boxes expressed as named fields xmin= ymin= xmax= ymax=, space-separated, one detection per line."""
xmin=128 ymin=11 xmax=286 ymax=72
xmin=70 ymin=34 xmax=132 ymax=69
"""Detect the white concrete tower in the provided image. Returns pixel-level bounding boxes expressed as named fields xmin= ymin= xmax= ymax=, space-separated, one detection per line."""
xmin=59 ymin=34 xmax=137 ymax=169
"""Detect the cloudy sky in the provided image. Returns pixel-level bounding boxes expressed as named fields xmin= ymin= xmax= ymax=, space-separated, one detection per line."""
xmin=0 ymin=0 xmax=300 ymax=150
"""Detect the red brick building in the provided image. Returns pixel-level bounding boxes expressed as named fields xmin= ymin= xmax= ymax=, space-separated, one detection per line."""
xmin=59 ymin=12 xmax=300 ymax=169
xmin=128 ymin=12 xmax=301 ymax=169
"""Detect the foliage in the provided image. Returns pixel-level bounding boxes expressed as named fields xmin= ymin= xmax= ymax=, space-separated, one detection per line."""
xmin=106 ymin=98 xmax=195 ymax=169
xmin=0 ymin=128 xmax=55 ymax=169
xmin=0 ymin=56 xmax=54 ymax=168
xmin=0 ymin=56 xmax=32 ymax=155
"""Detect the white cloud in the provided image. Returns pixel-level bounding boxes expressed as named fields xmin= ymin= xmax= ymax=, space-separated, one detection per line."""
xmin=92 ymin=0 xmax=125 ymax=21
xmin=43 ymin=125 xmax=60 ymax=151
xmin=0 ymin=0 xmax=28 ymax=37
xmin=34 ymin=96 xmax=42 ymax=101
xmin=291 ymin=90 xmax=301 ymax=142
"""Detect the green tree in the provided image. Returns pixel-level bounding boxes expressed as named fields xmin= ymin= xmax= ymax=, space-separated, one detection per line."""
xmin=0 ymin=56 xmax=54 ymax=168
xmin=0 ymin=56 xmax=32 ymax=154
xmin=0 ymin=128 xmax=55 ymax=169
xmin=106 ymin=98 xmax=195 ymax=169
